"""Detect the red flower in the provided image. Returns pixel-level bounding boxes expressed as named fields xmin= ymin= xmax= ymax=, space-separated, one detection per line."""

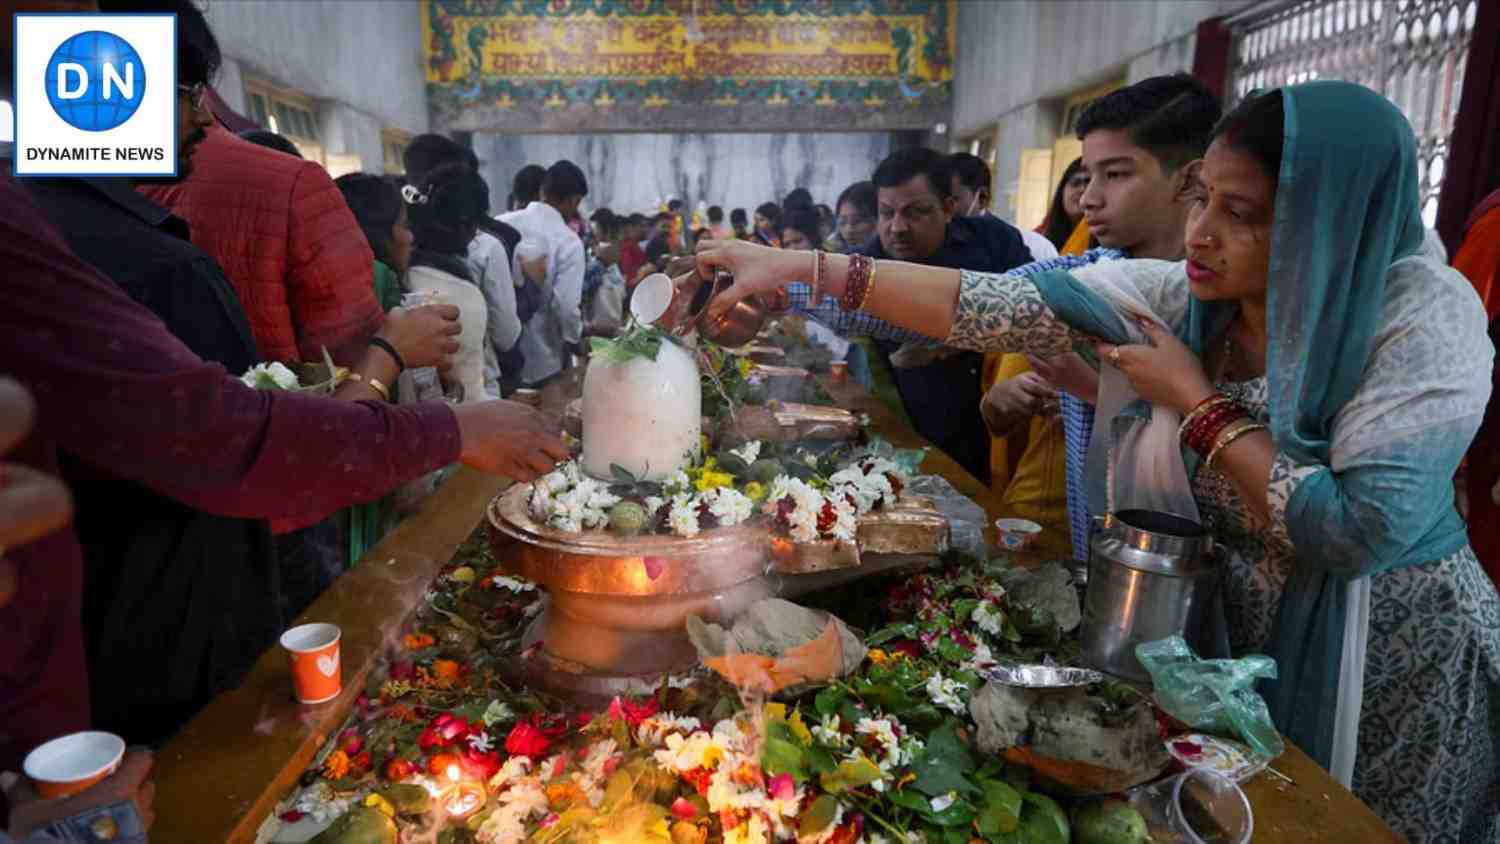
xmin=608 ymin=695 xmax=661 ymax=727
xmin=389 ymin=661 xmax=415 ymax=682
xmin=463 ymin=746 xmax=502 ymax=781
xmin=681 ymin=766 xmax=714 ymax=796
xmin=280 ymin=810 xmax=306 ymax=823
xmin=767 ymin=772 xmax=796 ymax=801
xmin=505 ymin=717 xmax=560 ymax=758
xmin=671 ymin=797 xmax=698 ymax=820
xmin=384 ymin=758 xmax=417 ymax=782
xmin=418 ymin=714 xmax=470 ymax=751
xmin=340 ymin=731 xmax=364 ymax=756
xmin=350 ymin=751 xmax=372 ymax=772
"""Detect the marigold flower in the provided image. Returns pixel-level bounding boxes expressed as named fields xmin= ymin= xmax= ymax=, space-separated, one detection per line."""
xmin=321 ymin=750 xmax=351 ymax=780
xmin=432 ymin=659 xmax=462 ymax=682
xmin=402 ymin=632 xmax=435 ymax=650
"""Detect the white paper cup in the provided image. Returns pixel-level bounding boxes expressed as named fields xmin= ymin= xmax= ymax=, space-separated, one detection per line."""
xmin=995 ymin=518 xmax=1043 ymax=551
xmin=630 ymin=273 xmax=673 ymax=325
xmin=23 ymin=731 xmax=125 ymax=799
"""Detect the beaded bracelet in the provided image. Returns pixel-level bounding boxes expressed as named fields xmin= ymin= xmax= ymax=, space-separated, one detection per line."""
xmin=1206 ymin=421 xmax=1267 ymax=469
xmin=841 ymin=254 xmax=874 ymax=311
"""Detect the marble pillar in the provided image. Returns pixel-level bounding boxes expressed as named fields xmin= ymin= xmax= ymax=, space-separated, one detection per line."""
xmin=474 ymin=132 xmax=892 ymax=217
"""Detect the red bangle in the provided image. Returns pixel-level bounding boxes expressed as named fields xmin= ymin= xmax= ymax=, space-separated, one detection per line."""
xmin=1186 ymin=404 xmax=1249 ymax=455
xmin=841 ymin=254 xmax=873 ymax=311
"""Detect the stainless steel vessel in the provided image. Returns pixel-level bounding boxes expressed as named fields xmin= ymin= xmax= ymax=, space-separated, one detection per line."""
xmin=1081 ymin=510 xmax=1218 ymax=683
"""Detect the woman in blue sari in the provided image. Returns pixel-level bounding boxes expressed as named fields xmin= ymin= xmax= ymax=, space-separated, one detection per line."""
xmin=696 ymin=81 xmax=1500 ymax=842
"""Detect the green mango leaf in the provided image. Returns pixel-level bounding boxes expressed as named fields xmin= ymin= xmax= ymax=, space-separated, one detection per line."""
xmin=798 ymin=795 xmax=841 ymax=837
xmin=865 ymin=623 xmax=916 ymax=646
xmin=910 ymin=721 xmax=978 ymax=797
xmin=975 ymin=781 xmax=1023 ymax=836
xmin=820 ymin=755 xmax=885 ymax=794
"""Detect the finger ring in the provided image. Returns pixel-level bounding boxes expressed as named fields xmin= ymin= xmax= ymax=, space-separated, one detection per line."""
xmin=1109 ymin=346 xmax=1122 ymax=365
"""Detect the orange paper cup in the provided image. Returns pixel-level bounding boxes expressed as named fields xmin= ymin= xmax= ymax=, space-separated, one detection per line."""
xmin=280 ymin=622 xmax=342 ymax=704
xmin=24 ymin=731 xmax=125 ymax=799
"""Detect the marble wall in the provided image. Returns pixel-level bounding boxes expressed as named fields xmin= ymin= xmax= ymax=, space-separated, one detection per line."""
xmin=473 ymin=132 xmax=893 ymax=217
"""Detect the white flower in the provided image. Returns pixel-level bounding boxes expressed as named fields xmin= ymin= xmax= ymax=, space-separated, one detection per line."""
xmin=635 ymin=714 xmax=702 ymax=747
xmin=930 ymin=791 xmax=958 ymax=813
xmin=827 ymin=495 xmax=858 ymax=542
xmin=643 ymin=495 xmax=665 ymax=515
xmin=291 ymin=782 xmax=351 ymax=824
xmin=973 ymin=599 xmax=1006 ymax=638
xmin=729 ymin=440 xmax=762 ymax=464
xmin=467 ymin=731 xmax=495 ymax=753
xmin=481 ymin=699 xmax=516 ymax=727
xmin=489 ymin=576 xmax=535 ymax=593
xmin=855 ymin=717 xmax=908 ymax=771
xmin=664 ymin=469 xmax=692 ymax=496
xmin=487 ymin=755 xmax=534 ymax=791
xmin=724 ymin=813 xmax=771 ymax=844
xmin=668 ymin=494 xmax=702 ymax=537
xmin=705 ymin=487 xmax=754 ymax=526
xmin=926 ymin=673 xmax=968 ymax=715
xmin=665 ymin=674 xmax=695 ymax=689
xmin=812 ymin=714 xmax=848 ymax=748
xmin=653 ymin=730 xmax=724 ymax=773
xmin=241 ymin=361 xmax=300 ymax=391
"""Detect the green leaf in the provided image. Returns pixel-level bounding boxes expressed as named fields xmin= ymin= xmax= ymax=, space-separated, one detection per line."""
xmin=814 ymin=685 xmax=847 ymax=717
xmin=887 ymin=788 xmax=932 ymax=813
xmin=1018 ymin=792 xmax=1070 ymax=844
xmin=930 ymin=799 xmax=977 ymax=828
xmin=819 ymin=755 xmax=885 ymax=794
xmin=936 ymin=637 xmax=973 ymax=665
xmin=610 ymin=463 xmax=638 ymax=484
xmin=798 ymin=795 xmax=840 ymax=837
xmin=866 ymin=623 xmax=917 ymax=646
xmin=762 ymin=722 xmax=808 ymax=781
xmin=910 ymin=721 xmax=978 ymax=797
xmin=806 ymin=746 xmax=838 ymax=776
xmin=975 ymin=781 xmax=1023 ymax=836
xmin=952 ymin=598 xmax=981 ymax=623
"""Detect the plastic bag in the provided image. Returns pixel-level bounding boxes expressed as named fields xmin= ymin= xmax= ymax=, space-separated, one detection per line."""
xmin=1136 ymin=635 xmax=1284 ymax=760
xmin=905 ymin=473 xmax=988 ymax=559
xmin=1080 ymin=272 xmax=1200 ymax=525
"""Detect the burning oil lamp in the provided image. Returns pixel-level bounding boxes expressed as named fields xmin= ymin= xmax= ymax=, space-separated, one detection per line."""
xmin=438 ymin=764 xmax=486 ymax=819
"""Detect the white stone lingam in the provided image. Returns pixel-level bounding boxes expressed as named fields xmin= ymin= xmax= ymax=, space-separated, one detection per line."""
xmin=580 ymin=281 xmax=702 ymax=482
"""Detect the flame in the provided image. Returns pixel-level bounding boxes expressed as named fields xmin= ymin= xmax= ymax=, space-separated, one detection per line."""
xmin=447 ymin=764 xmax=460 ymax=782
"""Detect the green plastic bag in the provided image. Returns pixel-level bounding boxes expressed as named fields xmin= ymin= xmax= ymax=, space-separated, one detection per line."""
xmin=1135 ymin=635 xmax=1285 ymax=760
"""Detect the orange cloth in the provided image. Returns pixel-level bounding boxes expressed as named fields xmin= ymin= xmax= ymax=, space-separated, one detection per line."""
xmin=1454 ymin=203 xmax=1500 ymax=321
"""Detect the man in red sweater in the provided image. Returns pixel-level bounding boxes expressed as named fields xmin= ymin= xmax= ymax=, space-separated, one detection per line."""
xmin=138 ymin=125 xmax=382 ymax=364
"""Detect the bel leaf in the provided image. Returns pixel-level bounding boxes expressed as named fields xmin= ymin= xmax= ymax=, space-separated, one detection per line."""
xmin=819 ymin=756 xmax=884 ymax=794
xmin=798 ymin=795 xmax=840 ymax=837
xmin=610 ymin=464 xmax=638 ymax=484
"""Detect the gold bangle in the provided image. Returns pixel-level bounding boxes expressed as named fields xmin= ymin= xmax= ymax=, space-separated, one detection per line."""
xmin=345 ymin=373 xmax=391 ymax=402
xmin=810 ymin=250 xmax=823 ymax=302
xmin=1206 ymin=421 xmax=1266 ymax=469
xmin=856 ymin=261 xmax=877 ymax=310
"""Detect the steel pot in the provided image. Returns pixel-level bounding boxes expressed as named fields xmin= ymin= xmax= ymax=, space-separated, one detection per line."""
xmin=1080 ymin=510 xmax=1219 ymax=683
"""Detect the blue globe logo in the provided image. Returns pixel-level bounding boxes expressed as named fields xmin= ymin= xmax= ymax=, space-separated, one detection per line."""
xmin=45 ymin=31 xmax=146 ymax=132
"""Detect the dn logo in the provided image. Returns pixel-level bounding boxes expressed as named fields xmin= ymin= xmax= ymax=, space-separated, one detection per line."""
xmin=44 ymin=30 xmax=146 ymax=132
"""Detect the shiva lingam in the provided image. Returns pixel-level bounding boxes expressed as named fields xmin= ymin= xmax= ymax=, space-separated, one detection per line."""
xmin=488 ymin=272 xmax=949 ymax=701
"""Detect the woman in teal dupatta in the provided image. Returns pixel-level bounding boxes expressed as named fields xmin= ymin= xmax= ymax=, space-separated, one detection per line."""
xmin=694 ymin=81 xmax=1500 ymax=842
